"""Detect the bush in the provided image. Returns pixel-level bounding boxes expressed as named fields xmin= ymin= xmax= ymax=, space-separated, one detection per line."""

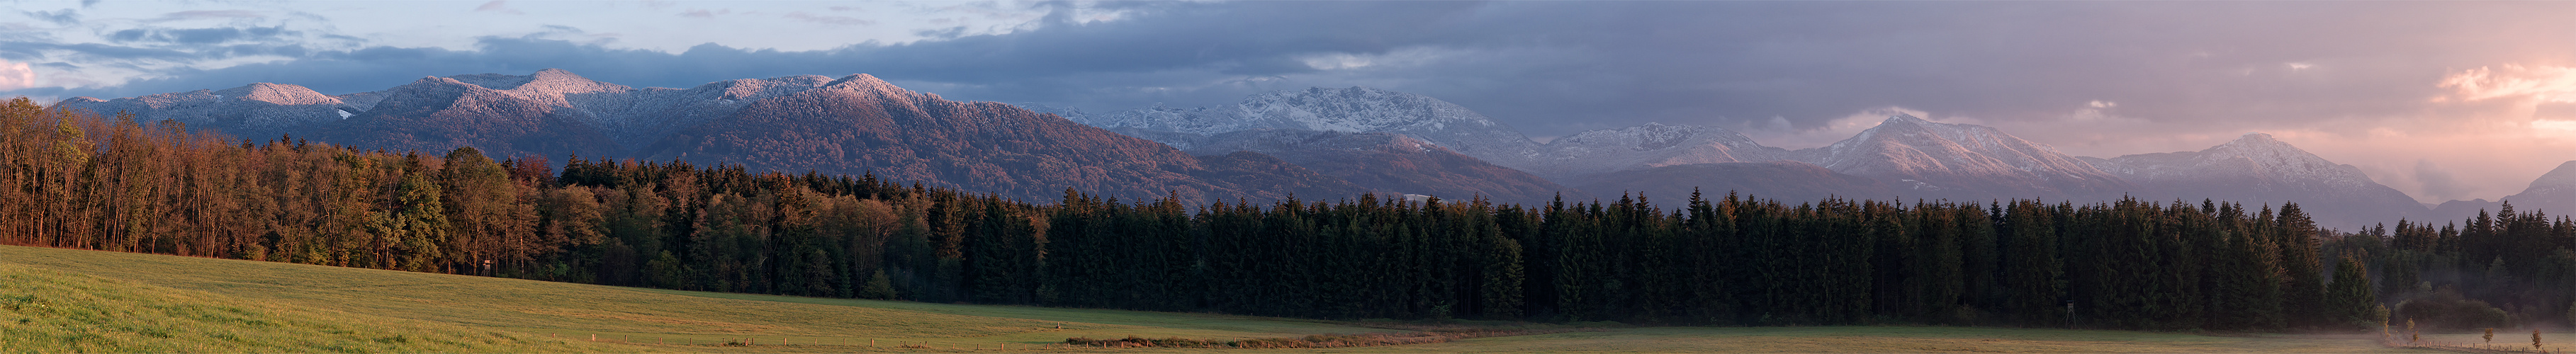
xmin=2393 ymin=287 xmax=2512 ymax=331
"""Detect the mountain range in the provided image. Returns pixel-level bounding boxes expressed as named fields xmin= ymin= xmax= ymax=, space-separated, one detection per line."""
xmin=52 ymin=69 xmax=2570 ymax=229
xmin=1057 ymin=86 xmax=2550 ymax=228
xmin=55 ymin=69 xmax=1371 ymax=205
xmin=2428 ymin=161 xmax=2576 ymax=222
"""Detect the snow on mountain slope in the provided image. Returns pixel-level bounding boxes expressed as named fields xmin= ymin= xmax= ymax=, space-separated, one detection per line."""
xmin=52 ymin=82 xmax=352 ymax=139
xmin=1070 ymin=86 xmax=1544 ymax=161
xmin=1516 ymin=122 xmax=1793 ymax=178
xmin=1760 ymin=115 xmax=2130 ymax=200
xmin=2086 ymin=132 xmax=2424 ymax=228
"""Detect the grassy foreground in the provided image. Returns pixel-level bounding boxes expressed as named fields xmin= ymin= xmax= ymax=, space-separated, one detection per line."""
xmin=0 ymin=244 xmax=2448 ymax=353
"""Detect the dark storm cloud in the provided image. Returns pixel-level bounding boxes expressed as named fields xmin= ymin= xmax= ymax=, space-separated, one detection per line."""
xmin=17 ymin=1 xmax=2576 ymax=140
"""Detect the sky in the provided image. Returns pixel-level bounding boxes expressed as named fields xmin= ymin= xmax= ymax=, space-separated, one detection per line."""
xmin=5 ymin=1 xmax=2576 ymax=204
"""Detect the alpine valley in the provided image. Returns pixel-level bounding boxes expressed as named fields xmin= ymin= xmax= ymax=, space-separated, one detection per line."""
xmin=55 ymin=69 xmax=2567 ymax=229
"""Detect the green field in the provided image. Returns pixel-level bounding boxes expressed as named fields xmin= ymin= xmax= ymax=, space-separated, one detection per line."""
xmin=0 ymin=244 xmax=2462 ymax=353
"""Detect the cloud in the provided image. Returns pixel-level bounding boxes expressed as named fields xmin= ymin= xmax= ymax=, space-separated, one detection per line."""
xmin=109 ymin=26 xmax=297 ymax=45
xmin=0 ymin=41 xmax=196 ymax=61
xmin=784 ymin=11 xmax=873 ymax=26
xmin=474 ymin=1 xmax=523 ymax=15
xmin=152 ymin=10 xmax=263 ymax=22
xmin=0 ymin=59 xmax=33 ymax=91
xmin=2414 ymin=159 xmax=2472 ymax=202
xmin=2441 ymin=64 xmax=2576 ymax=103
xmin=23 ymin=9 xmax=79 ymax=25
xmin=678 ymin=9 xmax=726 ymax=18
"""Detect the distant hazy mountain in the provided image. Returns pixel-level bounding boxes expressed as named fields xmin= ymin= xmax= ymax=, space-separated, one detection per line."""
xmin=52 ymin=69 xmax=1368 ymax=205
xmin=1062 ymin=87 xmax=1543 ymax=161
xmin=1513 ymin=122 xmax=1792 ymax=178
xmin=1561 ymin=161 xmax=1894 ymax=205
xmin=2079 ymin=132 xmax=2426 ymax=229
xmin=1067 ymin=87 xmax=2451 ymax=227
xmin=2429 ymin=161 xmax=2576 ymax=223
xmin=1051 ymin=88 xmax=1809 ymax=180
xmin=1080 ymin=90 xmax=2128 ymax=202
xmin=1786 ymin=115 xmax=2130 ymax=200
xmin=1164 ymin=129 xmax=1582 ymax=205
xmin=1029 ymin=90 xmax=1586 ymax=203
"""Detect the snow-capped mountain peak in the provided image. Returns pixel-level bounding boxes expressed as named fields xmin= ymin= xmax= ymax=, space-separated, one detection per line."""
xmin=211 ymin=83 xmax=339 ymax=106
xmin=1792 ymin=114 xmax=2127 ymax=198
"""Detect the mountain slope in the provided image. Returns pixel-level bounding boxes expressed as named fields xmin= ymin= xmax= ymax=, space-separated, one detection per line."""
xmin=632 ymin=74 xmax=1366 ymax=204
xmin=1064 ymin=86 xmax=1543 ymax=166
xmin=2083 ymin=132 xmax=2425 ymax=228
xmin=2430 ymin=160 xmax=2576 ymax=222
xmin=55 ymin=69 xmax=1378 ymax=205
xmin=299 ymin=72 xmax=625 ymax=160
xmin=1173 ymin=129 xmax=1584 ymax=204
xmin=1561 ymin=161 xmax=1895 ymax=205
xmin=53 ymin=82 xmax=356 ymax=139
xmin=1789 ymin=115 xmax=2131 ymax=200
xmin=1511 ymin=122 xmax=1792 ymax=178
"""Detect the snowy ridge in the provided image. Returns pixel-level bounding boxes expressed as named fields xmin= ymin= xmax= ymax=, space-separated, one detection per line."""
xmin=1509 ymin=122 xmax=1792 ymax=178
xmin=1065 ymin=87 xmax=1810 ymax=178
xmin=53 ymin=82 xmax=350 ymax=139
xmin=2086 ymin=133 xmax=2385 ymax=193
xmin=2088 ymin=132 xmax=2424 ymax=227
xmin=1071 ymin=86 xmax=1543 ymax=161
xmin=1779 ymin=115 xmax=2130 ymax=198
xmin=51 ymin=69 xmax=901 ymax=154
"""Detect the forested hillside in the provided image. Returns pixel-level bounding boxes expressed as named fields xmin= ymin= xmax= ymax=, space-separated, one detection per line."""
xmin=7 ymin=96 xmax=2573 ymax=331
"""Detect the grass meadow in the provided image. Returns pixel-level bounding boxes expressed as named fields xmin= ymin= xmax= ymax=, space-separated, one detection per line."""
xmin=0 ymin=244 xmax=2475 ymax=353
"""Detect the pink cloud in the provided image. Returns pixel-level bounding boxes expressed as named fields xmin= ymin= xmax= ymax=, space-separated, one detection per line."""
xmin=2443 ymin=64 xmax=2576 ymax=103
xmin=0 ymin=59 xmax=33 ymax=91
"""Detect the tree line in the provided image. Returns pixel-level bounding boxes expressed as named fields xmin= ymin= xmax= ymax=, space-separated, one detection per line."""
xmin=11 ymin=96 xmax=2569 ymax=331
